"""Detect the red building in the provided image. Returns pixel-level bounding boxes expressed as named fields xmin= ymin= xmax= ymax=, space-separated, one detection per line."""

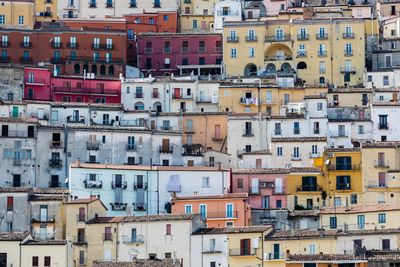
xmin=0 ymin=22 xmax=126 ymax=78
xmin=24 ymin=67 xmax=121 ymax=103
xmin=137 ymin=32 xmax=223 ymax=76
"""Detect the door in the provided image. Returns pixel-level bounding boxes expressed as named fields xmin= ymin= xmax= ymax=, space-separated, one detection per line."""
xmin=12 ymin=106 xmax=18 ymax=117
xmin=357 ymin=215 xmax=365 ymax=229
xmin=186 ymin=119 xmax=193 ymax=131
xmin=103 ymin=114 xmax=109 ymax=125
xmin=273 ymin=243 xmax=280 ymax=259
xmin=1 ymin=125 xmax=8 ymax=137
xmin=78 ymin=207 xmax=85 ymax=221
xmin=28 ymin=126 xmax=35 ymax=137
xmin=52 ymin=133 xmax=61 ymax=146
xmin=251 ymin=178 xmax=259 ymax=194
xmin=173 ymin=88 xmax=181 ymax=99
xmin=201 ymin=20 xmax=206 ymax=30
xmin=40 ymin=205 xmax=48 ymax=222
xmin=379 ymin=172 xmax=386 ymax=187
xmin=114 ymin=175 xmax=122 ymax=188
xmin=275 ymin=178 xmax=283 ymax=194
xmin=226 ymin=203 xmax=233 ymax=218
xmin=38 ymin=109 xmax=44 ymax=119
xmin=240 ymin=239 xmax=251 ymax=255
xmin=256 ymin=159 xmax=262 ymax=168
xmin=248 ymin=11 xmax=253 ymax=19
xmin=214 ymin=125 xmax=221 ymax=139
xmin=51 ymin=175 xmax=59 ymax=187
xmin=131 ymin=228 xmax=137 ymax=242
xmin=262 ymin=196 xmax=270 ymax=208
xmin=162 ymin=139 xmax=170 ymax=151
xmin=353 ymin=239 xmax=362 ymax=252
xmin=51 ymin=110 xmax=58 ymax=124
xmin=13 ymin=174 xmax=21 ymax=187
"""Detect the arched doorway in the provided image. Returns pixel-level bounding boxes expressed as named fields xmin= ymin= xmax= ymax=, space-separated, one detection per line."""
xmin=83 ymin=64 xmax=89 ymax=74
xmin=153 ymin=102 xmax=162 ymax=112
xmin=266 ymin=63 xmax=276 ymax=74
xmin=319 ymin=77 xmax=325 ymax=84
xmin=244 ymin=63 xmax=257 ymax=76
xmin=281 ymin=62 xmax=292 ymax=72
xmin=134 ymin=102 xmax=145 ymax=111
xmin=297 ymin=62 xmax=307 ymax=69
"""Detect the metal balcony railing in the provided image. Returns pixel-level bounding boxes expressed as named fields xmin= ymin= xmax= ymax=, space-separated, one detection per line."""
xmin=296 ymin=185 xmax=322 ymax=192
xmin=374 ymin=160 xmax=390 ymax=168
xmin=229 ymin=248 xmax=257 ymax=256
xmin=159 ymin=146 xmax=173 ymax=153
xmin=111 ymin=181 xmax=127 ymax=189
xmin=122 ymin=235 xmax=144 ymax=243
xmin=84 ymin=179 xmax=102 ymax=188
xmin=87 ymin=142 xmax=99 ymax=150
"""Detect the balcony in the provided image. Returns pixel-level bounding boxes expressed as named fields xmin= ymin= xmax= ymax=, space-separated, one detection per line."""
xmin=344 ymin=50 xmax=353 ymax=56
xmin=67 ymin=42 xmax=78 ymax=49
xmin=340 ymin=67 xmax=356 ymax=74
xmin=13 ymin=159 xmax=22 ymax=166
xmin=50 ymin=42 xmax=62 ymax=49
xmin=163 ymin=47 xmax=171 ymax=53
xmin=379 ymin=123 xmax=389 ymax=130
xmin=0 ymin=56 xmax=10 ymax=63
xmin=181 ymin=47 xmax=190 ymax=53
xmin=134 ymin=92 xmax=143 ymax=98
xmin=110 ymin=203 xmax=127 ymax=210
xmin=53 ymin=86 xmax=120 ymax=96
xmin=65 ymin=56 xmax=123 ymax=64
xmin=144 ymin=47 xmax=153 ymax=54
xmin=291 ymin=154 xmax=301 ymax=161
xmin=329 ymin=130 xmax=349 ymax=137
xmin=20 ymin=42 xmax=32 ymax=48
xmin=87 ymin=142 xmax=99 ymax=150
xmin=229 ymin=248 xmax=257 ymax=256
xmin=105 ymin=2 xmax=113 ymax=7
xmin=297 ymin=51 xmax=307 ymax=57
xmin=50 ymin=57 xmax=64 ymax=64
xmin=318 ymin=50 xmax=327 ymax=57
xmin=243 ymin=129 xmax=254 ymax=137
xmin=50 ymin=141 xmax=62 ymax=148
xmin=103 ymin=233 xmax=113 ymax=241
xmin=129 ymin=2 xmax=137 ymax=7
xmin=84 ymin=179 xmax=102 ymax=188
xmin=67 ymin=116 xmax=85 ymax=123
xmin=153 ymin=2 xmax=161 ymax=7
xmin=33 ymin=232 xmax=55 ymax=240
xmin=19 ymin=57 xmax=32 ymax=63
xmin=0 ymin=41 xmax=9 ymax=47
xmin=207 ymin=211 xmax=238 ymax=219
xmin=367 ymin=180 xmax=387 ymax=188
xmin=111 ymin=181 xmax=127 ymax=189
xmin=246 ymin=36 xmax=258 ymax=42
xmin=198 ymin=47 xmax=207 ymax=53
xmin=240 ymin=97 xmax=257 ymax=104
xmin=273 ymin=187 xmax=285 ymax=195
xmin=314 ymin=128 xmax=320 ymax=134
xmin=133 ymin=182 xmax=148 ymax=190
xmin=196 ymin=96 xmax=212 ymax=103
xmin=249 ymin=187 xmax=260 ymax=195
xmin=49 ymin=181 xmax=61 ymax=188
xmin=274 ymin=129 xmax=282 ymax=135
xmin=92 ymin=44 xmax=114 ymax=50
xmin=152 ymin=92 xmax=159 ymax=98
xmin=212 ymin=135 xmax=223 ymax=142
xmin=126 ymin=144 xmax=137 ymax=151
xmin=4 ymin=130 xmax=35 ymax=138
xmin=343 ymin=32 xmax=355 ymax=39
xmin=264 ymin=252 xmax=286 ymax=260
xmin=216 ymin=11 xmax=239 ymax=16
xmin=202 ymin=248 xmax=222 ymax=254
xmin=172 ymin=93 xmax=193 ymax=99
xmin=89 ymin=2 xmax=96 ymax=7
xmin=265 ymin=34 xmax=291 ymax=42
xmin=374 ymin=160 xmax=390 ymax=168
xmin=184 ymin=127 xmax=195 ymax=134
xmin=296 ymin=185 xmax=322 ymax=192
xmin=31 ymin=215 xmax=55 ymax=224
xmin=122 ymin=235 xmax=144 ymax=243
xmin=227 ymin=36 xmax=239 ymax=43
xmin=48 ymin=159 xmax=62 ymax=167
xmin=309 ymin=152 xmax=321 ymax=158
xmin=327 ymin=164 xmax=360 ymax=171
xmin=316 ymin=33 xmax=328 ymax=40
xmin=159 ymin=146 xmax=173 ymax=153
xmin=297 ymin=34 xmax=309 ymax=40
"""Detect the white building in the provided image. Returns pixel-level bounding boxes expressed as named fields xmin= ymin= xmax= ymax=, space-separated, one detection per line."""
xmin=364 ymin=70 xmax=400 ymax=88
xmin=214 ymin=0 xmax=242 ymax=32
xmin=69 ymin=163 xmax=230 ymax=216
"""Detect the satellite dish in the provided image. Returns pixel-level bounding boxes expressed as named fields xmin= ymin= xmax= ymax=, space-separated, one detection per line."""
xmin=325 ymin=159 xmax=330 ymax=165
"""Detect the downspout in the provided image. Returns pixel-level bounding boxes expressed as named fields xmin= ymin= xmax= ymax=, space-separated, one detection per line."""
xmin=157 ymin=165 xmax=160 ymax=214
xmin=64 ymin=125 xmax=69 ymax=185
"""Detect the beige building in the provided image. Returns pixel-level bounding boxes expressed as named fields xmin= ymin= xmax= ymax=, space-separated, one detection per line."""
xmin=0 ymin=0 xmax=36 ymax=28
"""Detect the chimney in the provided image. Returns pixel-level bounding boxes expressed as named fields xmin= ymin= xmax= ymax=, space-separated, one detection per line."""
xmin=76 ymin=158 xmax=81 ymax=167
xmin=90 ymin=194 xmax=97 ymax=200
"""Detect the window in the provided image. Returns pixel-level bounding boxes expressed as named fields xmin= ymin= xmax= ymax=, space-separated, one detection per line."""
xmin=18 ymin=16 xmax=24 ymax=25
xmin=166 ymin=224 xmax=171 ymax=235
xmin=336 ymin=156 xmax=352 ymax=170
xmin=367 ymin=75 xmax=372 ymax=82
xmin=357 ymin=215 xmax=365 ymax=229
xmin=383 ymin=75 xmax=389 ymax=86
xmin=0 ymin=254 xmax=7 ymax=267
xmin=350 ymin=194 xmax=357 ymax=204
xmin=202 ymin=177 xmax=210 ymax=187
xmin=379 ymin=115 xmax=388 ymax=129
xmin=336 ymin=176 xmax=351 ymax=190
xmin=276 ymin=199 xmax=282 ymax=208
xmin=309 ymin=244 xmax=316 ymax=254
xmin=6 ymin=196 xmax=13 ymax=211
xmin=231 ymin=48 xmax=237 ymax=58
xmin=382 ymin=239 xmax=391 ymax=250
xmin=185 ymin=204 xmax=192 ymax=214
xmin=0 ymin=15 xmax=5 ymax=25
xmin=199 ymin=204 xmax=207 ymax=219
xmin=358 ymin=125 xmax=364 ymax=134
xmin=311 ymin=145 xmax=318 ymax=155
xmin=317 ymin=102 xmax=323 ymax=110
xmin=32 ymin=256 xmax=39 ymax=267
xmin=226 ymin=203 xmax=234 ymax=218
xmin=237 ymin=178 xmax=243 ymax=188
xmin=248 ymin=47 xmax=255 ymax=58
xmin=378 ymin=213 xmax=386 ymax=223
xmin=277 ymin=147 xmax=283 ymax=156
xmin=293 ymin=147 xmax=300 ymax=159
xmin=163 ymin=15 xmax=168 ymax=21
xmin=44 ymin=256 xmax=51 ymax=267
xmin=329 ymin=217 xmax=337 ymax=229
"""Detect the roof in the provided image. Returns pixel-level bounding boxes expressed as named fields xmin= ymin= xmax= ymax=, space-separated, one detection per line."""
xmin=287 ymin=254 xmax=367 ymax=262
xmin=65 ymin=197 xmax=108 ymax=211
xmin=193 ymin=225 xmax=272 ymax=235
xmin=86 ymin=217 xmax=124 ymax=224
xmin=265 ymin=229 xmax=339 ymax=240
xmin=319 ymin=204 xmax=400 ymax=214
xmin=241 ymin=149 xmax=272 ymax=155
xmin=0 ymin=187 xmax=32 ymax=193
xmin=70 ymin=163 xmax=228 ymax=172
xmin=22 ymin=239 xmax=67 ymax=245
xmin=271 ymin=137 xmax=327 ymax=143
xmin=172 ymin=193 xmax=248 ymax=201
xmin=289 ymin=167 xmax=322 ymax=173
xmin=121 ymin=214 xmax=198 ymax=223
xmin=232 ymin=168 xmax=291 ymax=175
xmin=326 ymin=147 xmax=360 ymax=152
xmin=289 ymin=209 xmax=320 ymax=217
xmin=362 ymin=142 xmax=399 ymax=149
xmin=0 ymin=232 xmax=29 ymax=241
xmin=93 ymin=259 xmax=181 ymax=267
xmin=29 ymin=195 xmax=65 ymax=201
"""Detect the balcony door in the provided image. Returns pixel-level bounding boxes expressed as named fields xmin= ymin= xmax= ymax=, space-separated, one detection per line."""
xmin=240 ymin=238 xmax=251 ymax=255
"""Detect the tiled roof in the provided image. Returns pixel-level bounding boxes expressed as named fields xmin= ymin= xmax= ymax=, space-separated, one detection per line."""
xmin=193 ymin=226 xmax=272 ymax=235
xmin=271 ymin=137 xmax=327 ymax=143
xmin=70 ymin=163 xmax=228 ymax=172
xmin=22 ymin=239 xmax=67 ymax=245
xmin=337 ymin=228 xmax=400 ymax=236
xmin=65 ymin=197 xmax=99 ymax=204
xmin=121 ymin=214 xmax=199 ymax=223
xmin=0 ymin=232 xmax=29 ymax=241
xmin=287 ymin=254 xmax=367 ymax=262
xmin=289 ymin=167 xmax=322 ymax=173
xmin=86 ymin=217 xmax=124 ymax=224
xmin=328 ymin=88 xmax=372 ymax=93
xmin=304 ymin=95 xmax=327 ymax=99
xmin=265 ymin=229 xmax=339 ymax=240
xmin=33 ymin=188 xmax=70 ymax=194
xmin=373 ymin=88 xmax=400 ymax=92
xmin=0 ymin=117 xmax=38 ymax=123
xmin=0 ymin=187 xmax=32 ymax=193
xmin=362 ymin=142 xmax=399 ymax=148
xmin=232 ymin=168 xmax=291 ymax=174
xmin=173 ymin=193 xmax=248 ymax=201
xmin=326 ymin=147 xmax=360 ymax=152
xmin=29 ymin=195 xmax=65 ymax=201
xmin=289 ymin=210 xmax=320 ymax=217
xmin=241 ymin=149 xmax=272 ymax=155
xmin=92 ymin=259 xmax=181 ymax=267
xmin=319 ymin=203 xmax=400 ymax=214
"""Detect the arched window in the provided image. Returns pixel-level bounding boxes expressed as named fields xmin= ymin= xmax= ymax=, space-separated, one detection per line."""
xmin=100 ymin=65 xmax=106 ymax=75
xmin=319 ymin=77 xmax=325 ymax=84
xmin=91 ymin=65 xmax=98 ymax=75
xmin=108 ymin=65 xmax=114 ymax=76
xmin=134 ymin=102 xmax=145 ymax=111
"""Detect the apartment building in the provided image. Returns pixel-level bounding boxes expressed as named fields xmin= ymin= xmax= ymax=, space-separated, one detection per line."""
xmin=137 ymin=32 xmax=223 ymax=76
xmin=36 ymin=0 xmax=58 ymax=22
xmin=223 ymin=18 xmax=366 ymax=86
xmin=0 ymin=0 xmax=36 ymax=28
xmin=0 ymin=66 xmax=24 ymax=102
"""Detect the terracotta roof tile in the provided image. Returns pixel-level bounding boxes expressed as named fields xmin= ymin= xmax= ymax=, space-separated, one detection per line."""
xmin=0 ymin=232 xmax=29 ymax=241
xmin=319 ymin=204 xmax=400 ymax=214
xmin=232 ymin=168 xmax=291 ymax=174
xmin=265 ymin=229 xmax=339 ymax=240
xmin=271 ymin=137 xmax=327 ymax=143
xmin=93 ymin=259 xmax=181 ymax=267
xmin=173 ymin=193 xmax=248 ymax=201
xmin=193 ymin=226 xmax=272 ymax=235
xmin=86 ymin=217 xmax=124 ymax=224
xmin=121 ymin=214 xmax=199 ymax=223
xmin=22 ymin=239 xmax=67 ymax=245
xmin=287 ymin=254 xmax=367 ymax=262
xmin=362 ymin=142 xmax=400 ymax=149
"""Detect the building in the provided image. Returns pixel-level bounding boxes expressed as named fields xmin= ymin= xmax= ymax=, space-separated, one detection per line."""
xmin=223 ymin=18 xmax=366 ymax=86
xmin=35 ymin=0 xmax=58 ymax=22
xmin=136 ymin=32 xmax=223 ymax=76
xmin=171 ymin=193 xmax=251 ymax=227
xmin=0 ymin=0 xmax=36 ymax=28
xmin=23 ymin=67 xmax=122 ymax=103
xmin=20 ymin=239 xmax=68 ymax=267
xmin=0 ymin=66 xmax=24 ymax=101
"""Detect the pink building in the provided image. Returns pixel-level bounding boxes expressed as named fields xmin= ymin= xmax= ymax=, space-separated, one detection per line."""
xmin=24 ymin=67 xmax=121 ymax=103
xmin=171 ymin=193 xmax=251 ymax=228
xmin=137 ymin=32 xmax=223 ymax=76
xmin=231 ymin=169 xmax=288 ymax=209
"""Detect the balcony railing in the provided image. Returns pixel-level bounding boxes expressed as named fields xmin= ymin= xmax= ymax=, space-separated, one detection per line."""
xmin=67 ymin=42 xmax=78 ymax=49
xmin=297 ymin=51 xmax=307 ymax=57
xmin=92 ymin=44 xmax=114 ymax=50
xmin=216 ymin=11 xmax=239 ymax=16
xmin=134 ymin=92 xmax=143 ymax=98
xmin=297 ymin=34 xmax=309 ymax=40
xmin=265 ymin=34 xmax=291 ymax=42
xmin=243 ymin=129 xmax=254 ymax=137
xmin=316 ymin=33 xmax=328 ymax=40
xmin=49 ymin=159 xmax=62 ymax=167
xmin=33 ymin=232 xmax=55 ymax=240
xmin=184 ymin=127 xmax=195 ymax=133
xmin=84 ymin=179 xmax=102 ymax=188
xmin=296 ymin=185 xmax=322 ymax=192
xmin=329 ymin=130 xmax=349 ymax=137
xmin=31 ymin=215 xmax=55 ymax=223
xmin=367 ymin=180 xmax=387 ymax=188
xmin=340 ymin=67 xmax=356 ymax=73
xmin=379 ymin=123 xmax=389 ymax=130
xmin=65 ymin=56 xmax=123 ymax=64
xmin=49 ymin=181 xmax=61 ymax=188
xmin=274 ymin=129 xmax=282 ymax=135
xmin=344 ymin=50 xmax=353 ymax=56
xmin=67 ymin=116 xmax=85 ymax=123
xmin=229 ymin=248 xmax=257 ymax=256
xmin=111 ymin=203 xmax=127 ymax=210
xmin=144 ymin=47 xmax=153 ymax=54
xmin=3 ymin=130 xmax=34 ymax=138
xmin=50 ymin=141 xmax=62 ymax=148
xmin=0 ymin=56 xmax=10 ymax=63
xmin=86 ymin=142 xmax=99 ymax=150
xmin=19 ymin=57 xmax=32 ymax=63
xmin=264 ymin=252 xmax=286 ymax=260
xmin=0 ymin=41 xmax=9 ymax=48
xmin=111 ymin=181 xmax=127 ymax=189
xmin=20 ymin=42 xmax=32 ymax=48
xmin=343 ymin=32 xmax=355 ymax=39
xmin=50 ymin=42 xmax=63 ymax=49
xmin=122 ymin=235 xmax=144 ymax=243
xmin=227 ymin=36 xmax=239 ymax=43
xmin=246 ymin=36 xmax=258 ymax=42
xmin=172 ymin=93 xmax=193 ymax=99
xmin=126 ymin=144 xmax=137 ymax=151
xmin=374 ymin=160 xmax=390 ymax=168
xmin=159 ymin=146 xmax=173 ymax=153
xmin=318 ymin=50 xmax=327 ymax=57
xmin=196 ymin=96 xmax=212 ymax=103
xmin=327 ymin=164 xmax=360 ymax=171
xmin=309 ymin=152 xmax=321 ymax=158
xmin=207 ymin=211 xmax=238 ymax=219
xmin=53 ymin=86 xmax=120 ymax=96
xmin=198 ymin=47 xmax=207 ymax=53
xmin=50 ymin=57 xmax=64 ymax=64
xmin=291 ymin=154 xmax=301 ymax=160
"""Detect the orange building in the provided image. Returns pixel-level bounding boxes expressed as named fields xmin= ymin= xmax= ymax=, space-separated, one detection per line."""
xmin=171 ymin=193 xmax=251 ymax=228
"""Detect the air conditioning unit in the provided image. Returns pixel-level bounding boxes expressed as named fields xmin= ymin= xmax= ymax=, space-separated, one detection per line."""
xmin=328 ymin=153 xmax=335 ymax=158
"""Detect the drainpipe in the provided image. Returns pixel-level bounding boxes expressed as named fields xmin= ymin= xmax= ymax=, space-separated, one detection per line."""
xmin=156 ymin=163 xmax=160 ymax=214
xmin=64 ymin=125 xmax=69 ymax=186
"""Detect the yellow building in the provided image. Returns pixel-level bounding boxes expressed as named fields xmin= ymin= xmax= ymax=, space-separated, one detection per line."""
xmin=223 ymin=18 xmax=366 ymax=86
xmin=179 ymin=0 xmax=215 ymax=32
xmin=361 ymin=142 xmax=400 ymax=205
xmin=0 ymin=0 xmax=36 ymax=28
xmin=20 ymin=239 xmax=68 ymax=267
xmin=35 ymin=0 xmax=58 ymax=22
xmin=317 ymin=148 xmax=363 ymax=207
xmin=65 ymin=197 xmax=108 ymax=267
xmin=286 ymin=168 xmax=325 ymax=211
xmin=218 ymin=83 xmax=327 ymax=114
xmin=319 ymin=203 xmax=400 ymax=230
xmin=327 ymin=87 xmax=372 ymax=107
xmin=227 ymin=226 xmax=272 ymax=267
